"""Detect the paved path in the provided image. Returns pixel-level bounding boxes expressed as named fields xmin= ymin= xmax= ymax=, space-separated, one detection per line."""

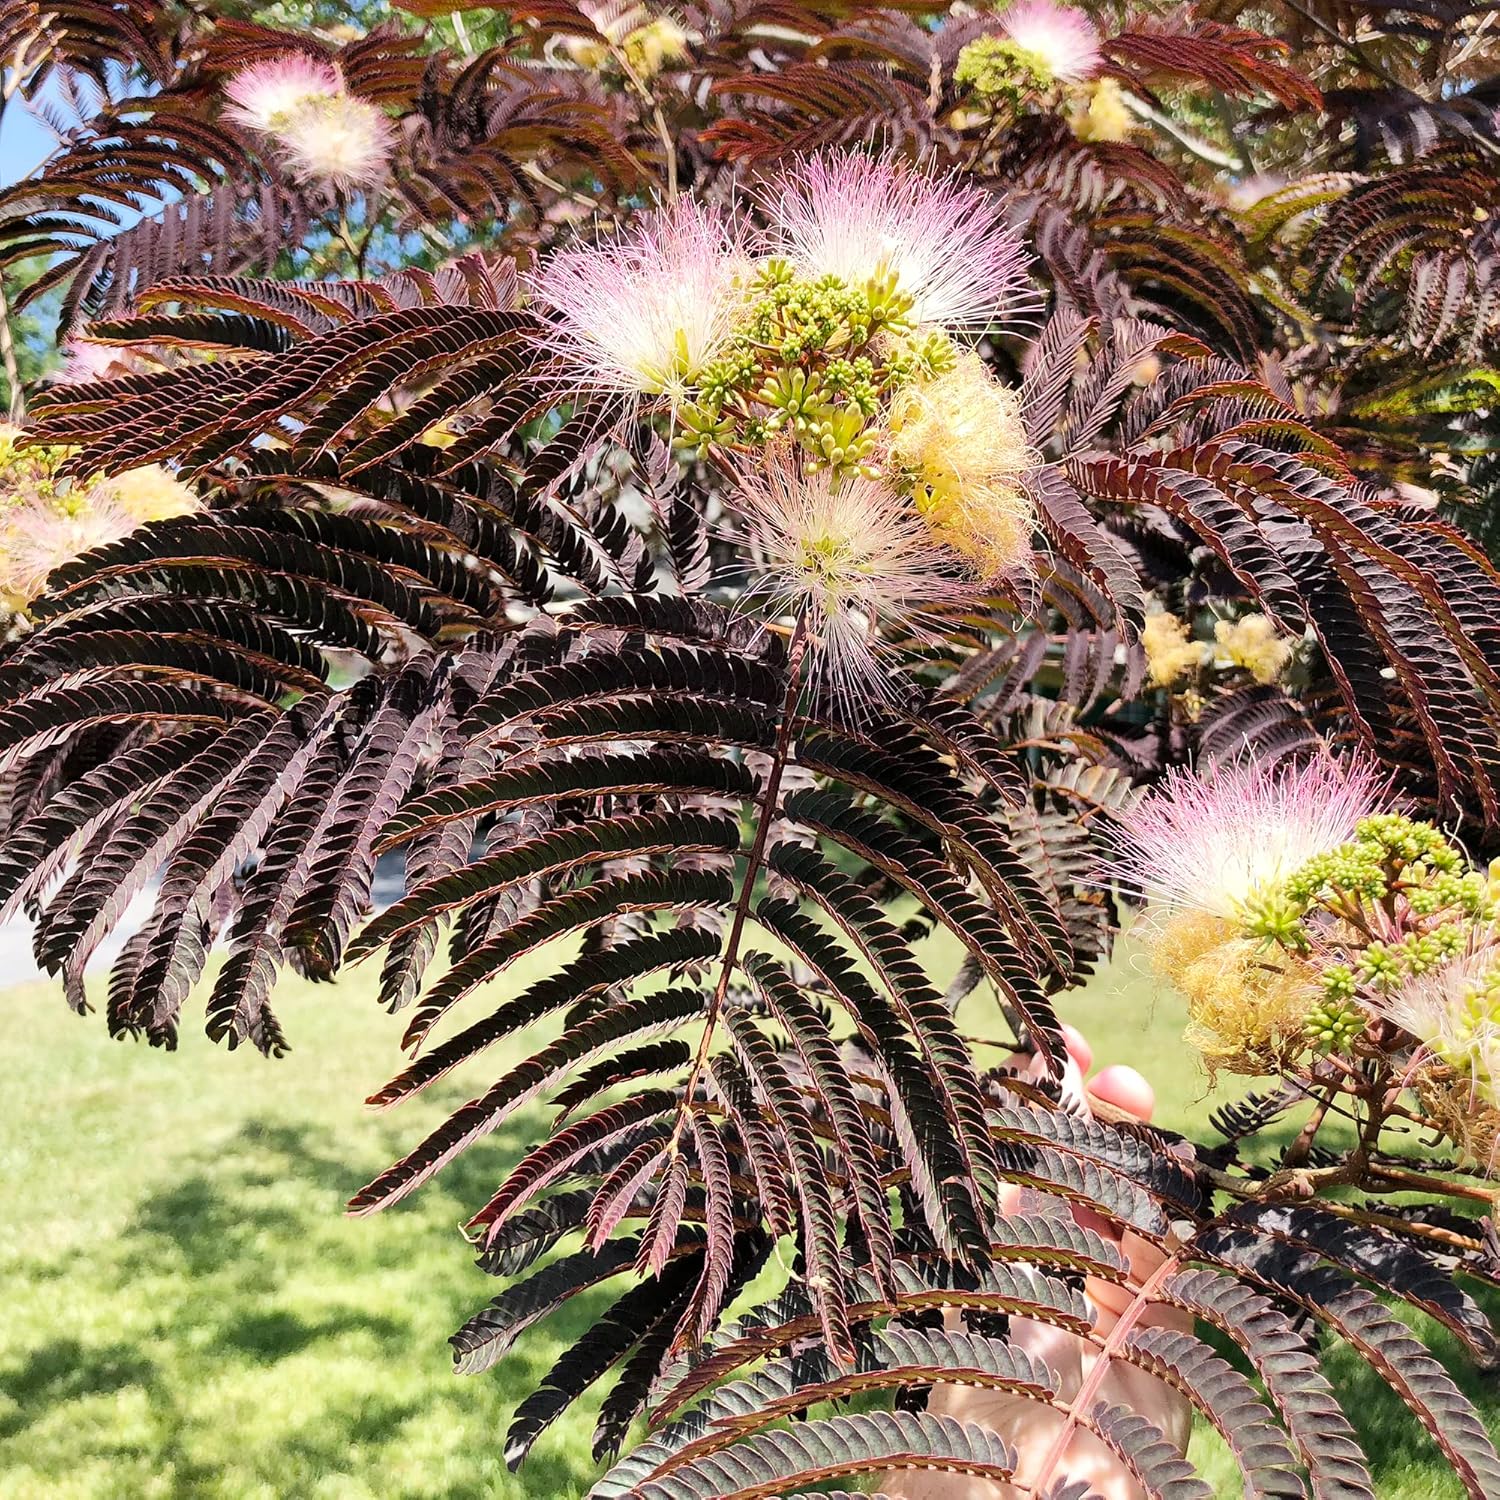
xmin=2 ymin=860 xmax=407 ymax=986
xmin=1 ymin=889 xmax=157 ymax=984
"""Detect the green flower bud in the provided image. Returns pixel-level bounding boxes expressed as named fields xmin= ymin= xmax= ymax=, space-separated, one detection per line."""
xmin=1241 ymin=885 xmax=1309 ymax=949
xmin=1304 ymin=995 xmax=1364 ymax=1053
xmin=954 ymin=36 xmax=1055 ymax=106
xmin=1321 ymin=963 xmax=1357 ymax=1002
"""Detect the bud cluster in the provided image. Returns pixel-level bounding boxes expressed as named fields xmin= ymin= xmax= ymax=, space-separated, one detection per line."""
xmin=951 ymin=0 xmax=1110 ymax=138
xmin=528 ymin=152 xmax=1042 ymax=596
xmin=1234 ymin=810 xmax=1500 ymax=1156
xmin=1243 ymin=813 xmax=1491 ymax=965
xmin=518 ymin=151 xmax=1047 ymax=700
xmin=676 ymin=260 xmax=954 ymax=476
xmin=955 ymin=38 xmax=1056 ymax=108
xmin=1109 ymin=749 xmax=1500 ymax=1164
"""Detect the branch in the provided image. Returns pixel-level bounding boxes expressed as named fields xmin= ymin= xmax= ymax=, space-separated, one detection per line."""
xmin=1120 ymin=92 xmax=1241 ymax=171
xmin=607 ymin=41 xmax=678 ymax=199
xmin=0 ymin=271 xmax=25 ymax=421
xmin=669 ymin=609 xmax=810 ymax=1147
xmin=1281 ymin=1083 xmax=1337 ymax=1168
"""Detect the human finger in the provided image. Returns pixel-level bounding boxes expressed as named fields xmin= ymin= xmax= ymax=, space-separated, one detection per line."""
xmin=1086 ymin=1062 xmax=1155 ymax=1123
xmin=1063 ymin=1023 xmax=1093 ymax=1075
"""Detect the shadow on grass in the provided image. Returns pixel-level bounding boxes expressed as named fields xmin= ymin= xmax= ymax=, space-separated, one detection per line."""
xmin=1 ymin=1110 xmax=612 ymax=1499
xmin=7 ymin=1064 xmax=1500 ymax=1498
xmin=0 ymin=1339 xmax=159 ymax=1441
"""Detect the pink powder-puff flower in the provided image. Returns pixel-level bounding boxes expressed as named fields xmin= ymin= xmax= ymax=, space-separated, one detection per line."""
xmin=998 ymin=0 xmax=1103 ymax=85
xmin=526 ymin=198 xmax=748 ymax=405
xmin=0 ymin=492 xmax=137 ymax=607
xmin=758 ymin=150 xmax=1037 ymax=333
xmin=224 ymin=53 xmax=342 ymax=134
xmin=1107 ymin=755 xmax=1386 ymax=922
xmin=1378 ymin=942 xmax=1500 ymax=1089
xmin=727 ymin=442 xmax=979 ymax=703
xmin=1376 ymin=940 xmax=1500 ymax=1168
xmin=224 ymin=53 xmax=391 ymax=188
xmin=275 ymin=93 xmax=394 ymax=189
xmin=56 ymin=339 xmax=130 ymax=385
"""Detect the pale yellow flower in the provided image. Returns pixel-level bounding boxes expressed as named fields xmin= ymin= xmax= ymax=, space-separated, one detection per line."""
xmin=1152 ymin=911 xmax=1317 ymax=1076
xmin=1142 ymin=609 xmax=1205 ymax=688
xmin=111 ymin=465 xmax=199 ymax=524
xmin=561 ymin=10 xmax=690 ymax=80
xmin=1215 ymin=613 xmax=1294 ymax=684
xmin=888 ymin=354 xmax=1033 ymax=580
xmin=1068 ymin=77 xmax=1134 ymax=143
xmin=623 ymin=16 xmax=689 ymax=77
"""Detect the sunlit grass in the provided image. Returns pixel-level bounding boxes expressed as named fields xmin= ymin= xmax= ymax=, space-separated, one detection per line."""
xmin=2 ymin=934 xmax=1496 ymax=1497
xmin=1 ymin=952 xmax=612 ymax=1500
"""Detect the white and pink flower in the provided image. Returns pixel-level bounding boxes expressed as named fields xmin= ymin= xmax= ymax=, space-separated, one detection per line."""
xmin=1107 ymin=756 xmax=1385 ymax=921
xmin=758 ymin=150 xmax=1037 ymax=332
xmin=998 ymin=0 xmax=1103 ymax=85
xmin=1379 ymin=944 xmax=1500 ymax=1086
xmin=276 ymin=94 xmax=394 ymax=189
xmin=224 ymin=53 xmax=342 ymax=134
xmin=0 ymin=493 xmax=135 ymax=607
xmin=526 ymin=198 xmax=748 ymax=404
xmin=224 ymin=53 xmax=392 ymax=188
xmin=728 ymin=444 xmax=977 ymax=701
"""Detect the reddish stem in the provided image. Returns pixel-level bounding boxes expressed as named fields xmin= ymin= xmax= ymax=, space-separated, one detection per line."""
xmin=1021 ymin=1253 xmax=1180 ymax=1496
xmin=670 ymin=610 xmax=809 ymax=1143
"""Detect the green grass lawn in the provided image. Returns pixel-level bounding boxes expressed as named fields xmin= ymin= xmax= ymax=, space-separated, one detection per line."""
xmin=3 ymin=935 xmax=1498 ymax=1498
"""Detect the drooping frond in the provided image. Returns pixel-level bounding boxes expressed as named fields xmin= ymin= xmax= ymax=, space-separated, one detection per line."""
xmin=7 ymin=14 xmax=1500 ymax=1488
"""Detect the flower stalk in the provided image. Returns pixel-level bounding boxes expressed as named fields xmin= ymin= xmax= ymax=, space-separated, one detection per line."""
xmin=670 ymin=608 xmax=811 ymax=1148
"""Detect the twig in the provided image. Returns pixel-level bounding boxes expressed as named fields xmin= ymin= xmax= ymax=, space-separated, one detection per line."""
xmin=1319 ymin=1199 xmax=1486 ymax=1253
xmin=520 ymin=160 xmax=607 ymax=214
xmin=1259 ymin=1158 xmax=1368 ymax=1199
xmin=1282 ymin=1084 xmax=1337 ymax=1168
xmin=669 ymin=611 xmax=810 ymax=1145
xmin=354 ymin=219 xmax=377 ymax=280
xmin=1120 ymin=92 xmax=1240 ymax=171
xmin=607 ymin=42 xmax=678 ymax=199
xmin=0 ymin=271 xmax=26 ymax=421
xmin=1368 ymin=1162 xmax=1500 ymax=1208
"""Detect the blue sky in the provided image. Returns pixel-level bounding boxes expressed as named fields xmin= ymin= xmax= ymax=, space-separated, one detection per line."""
xmin=1 ymin=102 xmax=57 ymax=188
